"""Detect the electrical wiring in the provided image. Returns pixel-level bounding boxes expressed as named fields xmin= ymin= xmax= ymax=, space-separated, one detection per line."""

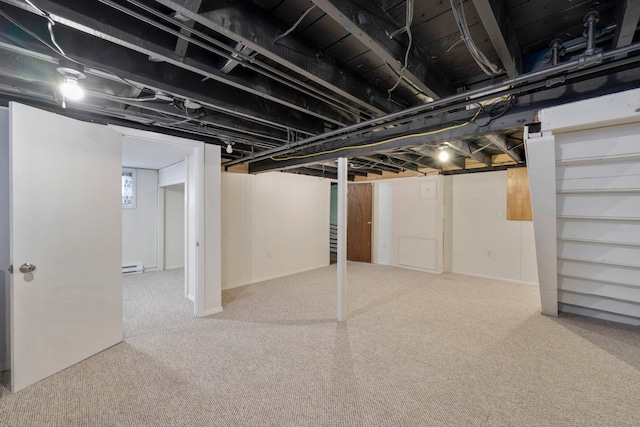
xmin=24 ymin=0 xmax=66 ymax=56
xmin=274 ymin=4 xmax=316 ymax=44
xmin=387 ymin=0 xmax=414 ymax=97
xmin=270 ymin=107 xmax=484 ymax=162
xmin=449 ymin=0 xmax=501 ymax=76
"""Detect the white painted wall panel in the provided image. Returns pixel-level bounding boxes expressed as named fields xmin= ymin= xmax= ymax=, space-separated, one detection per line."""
xmin=398 ymin=238 xmax=436 ymax=270
xmin=122 ymin=169 xmax=158 ymax=269
xmin=221 ymin=172 xmax=330 ymax=290
xmin=532 ymin=89 xmax=640 ymax=323
xmin=0 ymin=108 xmax=9 ymax=371
xmin=373 ymin=176 xmax=443 ymax=273
xmin=558 ymin=291 xmax=639 ymax=318
xmin=557 ymin=193 xmax=640 ymax=218
xmin=558 ymin=259 xmax=639 ymax=286
xmin=555 ymin=121 xmax=640 ymax=163
xmin=558 ymin=276 xmax=640 ymax=303
xmin=164 ymin=184 xmax=185 ymax=269
xmin=556 ymin=161 xmax=640 ymax=192
xmin=557 ymin=241 xmax=640 ymax=267
xmin=557 ymin=219 xmax=640 ymax=245
xmin=450 ymin=171 xmax=538 ymax=284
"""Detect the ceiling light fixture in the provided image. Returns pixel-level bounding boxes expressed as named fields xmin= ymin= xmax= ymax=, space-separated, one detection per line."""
xmin=56 ymin=59 xmax=86 ymax=108
xmin=226 ymin=142 xmax=233 ymax=154
xmin=184 ymin=99 xmax=202 ymax=110
xmin=438 ymin=143 xmax=450 ymax=162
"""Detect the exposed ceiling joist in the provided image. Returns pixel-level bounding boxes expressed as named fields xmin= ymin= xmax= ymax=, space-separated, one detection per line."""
xmin=289 ymin=166 xmax=356 ymax=181
xmin=445 ymin=139 xmax=492 ymax=166
xmin=4 ymin=0 xmax=353 ymax=127
xmin=360 ymin=155 xmax=424 ymax=174
xmin=472 ymin=0 xmax=522 ymax=77
xmin=385 ymin=152 xmax=441 ymax=170
xmin=220 ymin=43 xmax=254 ymax=75
xmin=484 ymin=133 xmax=523 ymax=163
xmin=309 ymin=0 xmax=451 ymax=101
xmin=613 ymin=0 xmax=640 ymax=58
xmin=155 ymin=0 xmax=399 ymax=116
xmin=172 ymin=0 xmax=201 ymax=58
xmin=249 ymin=107 xmax=537 ymax=173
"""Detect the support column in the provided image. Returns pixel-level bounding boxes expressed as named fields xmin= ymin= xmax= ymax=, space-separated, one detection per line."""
xmin=337 ymin=157 xmax=348 ymax=322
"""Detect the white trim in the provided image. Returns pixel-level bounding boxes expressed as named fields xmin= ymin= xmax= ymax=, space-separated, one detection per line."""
xmin=525 ymin=129 xmax=559 ymax=316
xmin=157 ymin=186 xmax=165 ymax=272
xmin=164 ymin=265 xmax=184 ymax=270
xmin=201 ymin=306 xmax=223 ymax=317
xmin=449 ymin=270 xmax=539 ymax=287
xmin=195 ymin=144 xmax=206 ymax=317
xmin=222 ymin=263 xmax=330 ymax=291
xmin=110 ymin=125 xmax=202 ymax=148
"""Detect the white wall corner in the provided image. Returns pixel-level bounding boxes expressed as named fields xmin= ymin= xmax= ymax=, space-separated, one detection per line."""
xmin=201 ymin=306 xmax=223 ymax=317
xmin=203 ymin=144 xmax=222 ymax=317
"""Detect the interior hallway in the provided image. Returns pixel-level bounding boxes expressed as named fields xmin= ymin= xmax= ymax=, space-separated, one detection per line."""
xmin=1 ymin=264 xmax=639 ymax=426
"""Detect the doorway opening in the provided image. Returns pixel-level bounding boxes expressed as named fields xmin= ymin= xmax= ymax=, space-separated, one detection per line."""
xmin=330 ymin=183 xmax=338 ymax=264
xmin=119 ymin=127 xmax=204 ymax=316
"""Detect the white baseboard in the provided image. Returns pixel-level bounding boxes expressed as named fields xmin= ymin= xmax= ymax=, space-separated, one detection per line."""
xmin=449 ymin=270 xmax=539 ymax=287
xmin=200 ymin=306 xmax=223 ymax=317
xmin=164 ymin=265 xmax=184 ymax=271
xmin=0 ymin=360 xmax=9 ymax=372
xmin=187 ymin=294 xmax=195 ymax=302
xmin=373 ymin=261 xmax=442 ymax=275
xmin=221 ymin=263 xmax=330 ymax=291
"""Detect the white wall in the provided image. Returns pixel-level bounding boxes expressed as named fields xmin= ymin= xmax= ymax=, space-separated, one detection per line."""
xmin=373 ymin=176 xmax=444 ymax=273
xmin=448 ymin=171 xmax=538 ymax=285
xmin=203 ymin=144 xmax=222 ymax=314
xmin=164 ymin=183 xmax=185 ymax=269
xmin=122 ymin=169 xmax=158 ymax=270
xmin=0 ymin=108 xmax=9 ymax=371
xmin=221 ymin=172 xmax=330 ymax=290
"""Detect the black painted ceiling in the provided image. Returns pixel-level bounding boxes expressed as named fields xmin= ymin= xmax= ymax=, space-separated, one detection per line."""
xmin=0 ymin=0 xmax=639 ymax=177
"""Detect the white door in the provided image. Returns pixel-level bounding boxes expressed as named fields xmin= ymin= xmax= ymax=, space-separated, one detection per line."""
xmin=9 ymin=103 xmax=123 ymax=392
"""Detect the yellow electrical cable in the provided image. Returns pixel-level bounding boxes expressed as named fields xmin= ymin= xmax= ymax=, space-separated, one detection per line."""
xmin=270 ymin=106 xmax=485 ymax=162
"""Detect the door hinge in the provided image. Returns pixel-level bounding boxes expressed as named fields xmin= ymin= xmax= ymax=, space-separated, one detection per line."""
xmin=8 ymin=265 xmax=13 ymax=274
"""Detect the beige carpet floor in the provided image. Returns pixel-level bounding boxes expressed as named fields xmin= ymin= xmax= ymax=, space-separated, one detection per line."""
xmin=1 ymin=264 xmax=639 ymax=426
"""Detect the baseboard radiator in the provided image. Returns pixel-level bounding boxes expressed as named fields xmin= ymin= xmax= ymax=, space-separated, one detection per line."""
xmin=122 ymin=263 xmax=144 ymax=275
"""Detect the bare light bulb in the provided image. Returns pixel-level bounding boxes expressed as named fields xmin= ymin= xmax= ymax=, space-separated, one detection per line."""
xmin=438 ymin=149 xmax=449 ymax=162
xmin=226 ymin=143 xmax=233 ymax=154
xmin=60 ymin=76 xmax=84 ymax=101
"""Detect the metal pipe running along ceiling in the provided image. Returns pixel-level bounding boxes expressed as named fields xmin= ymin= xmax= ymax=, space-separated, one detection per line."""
xmin=225 ymin=41 xmax=640 ymax=168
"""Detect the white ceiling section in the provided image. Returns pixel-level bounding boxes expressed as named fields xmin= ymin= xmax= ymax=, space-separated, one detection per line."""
xmin=121 ymin=135 xmax=193 ymax=170
xmin=115 ymin=124 xmax=200 ymax=170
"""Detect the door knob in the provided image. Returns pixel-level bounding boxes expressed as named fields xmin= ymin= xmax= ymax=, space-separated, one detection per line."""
xmin=19 ymin=263 xmax=36 ymax=273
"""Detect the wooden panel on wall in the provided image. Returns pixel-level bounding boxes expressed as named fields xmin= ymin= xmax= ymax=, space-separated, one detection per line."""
xmin=507 ymin=167 xmax=532 ymax=221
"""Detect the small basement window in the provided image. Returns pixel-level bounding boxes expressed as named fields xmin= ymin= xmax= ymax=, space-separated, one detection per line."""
xmin=122 ymin=168 xmax=136 ymax=208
